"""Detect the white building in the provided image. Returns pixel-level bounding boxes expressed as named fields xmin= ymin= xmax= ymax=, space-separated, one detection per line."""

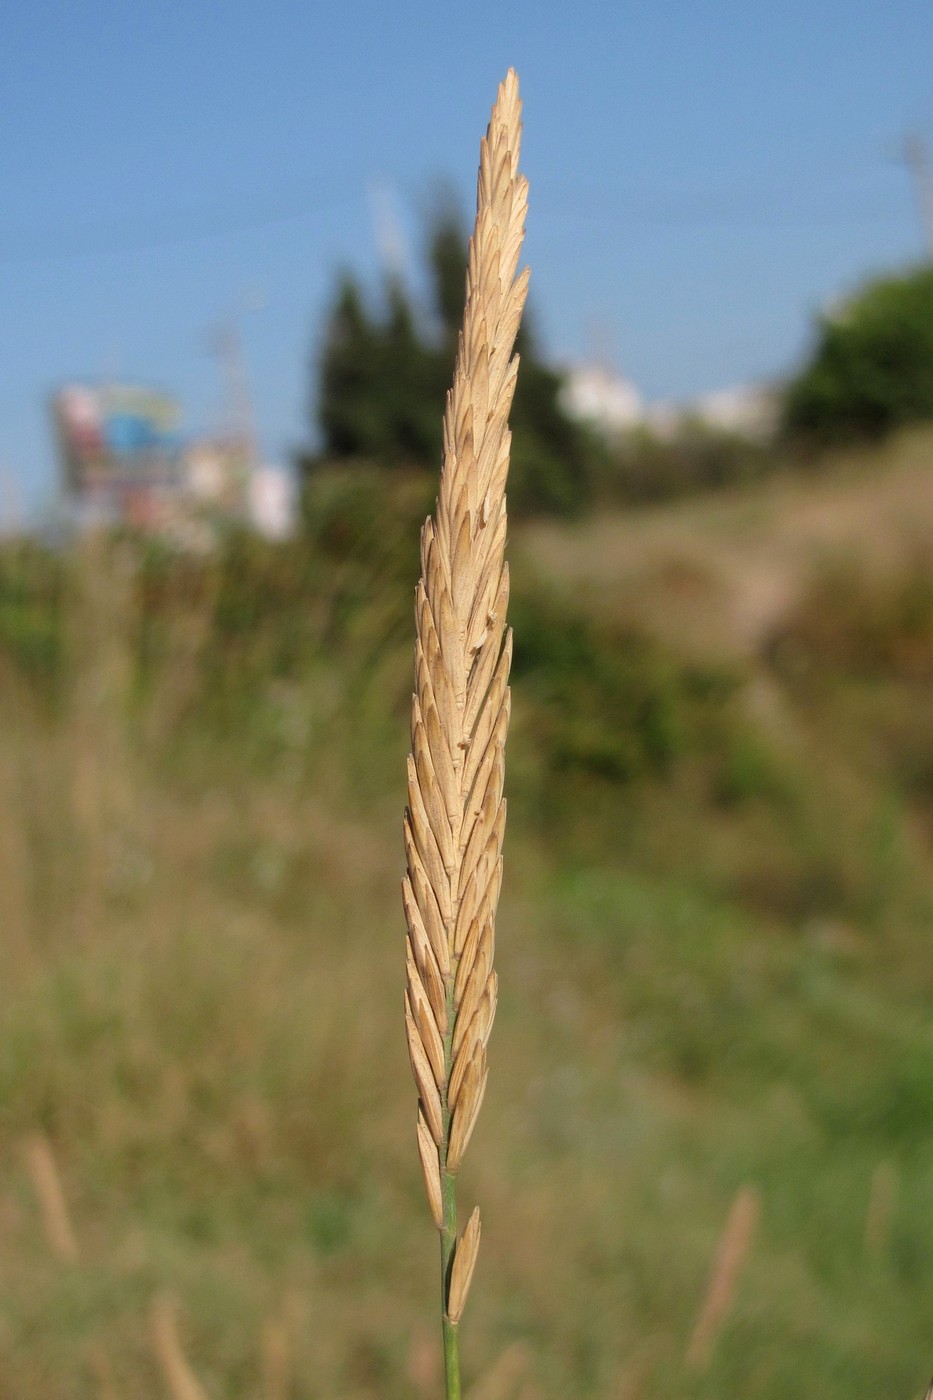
xmin=644 ymin=382 xmax=778 ymax=440
xmin=559 ymin=364 xmax=643 ymax=434
xmin=561 ymin=362 xmax=777 ymax=442
xmin=249 ymin=466 xmax=296 ymax=540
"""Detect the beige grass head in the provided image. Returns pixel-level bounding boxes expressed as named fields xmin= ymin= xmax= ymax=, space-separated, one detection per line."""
xmin=402 ymin=66 xmax=528 ymax=1371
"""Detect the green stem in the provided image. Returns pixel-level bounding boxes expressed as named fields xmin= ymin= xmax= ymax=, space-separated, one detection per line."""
xmin=440 ymin=1164 xmax=460 ymax=1399
xmin=440 ymin=962 xmax=460 ymax=1399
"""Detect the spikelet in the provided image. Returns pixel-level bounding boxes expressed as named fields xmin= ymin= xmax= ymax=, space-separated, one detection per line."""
xmin=447 ymin=1207 xmax=482 ymax=1324
xmin=403 ymin=67 xmax=527 ymax=1330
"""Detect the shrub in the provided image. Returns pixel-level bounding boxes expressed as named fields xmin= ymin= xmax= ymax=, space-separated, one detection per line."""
xmin=783 ymin=266 xmax=933 ymax=444
xmin=601 ymin=421 xmax=776 ymax=505
xmin=767 ymin=560 xmax=933 ymax=685
xmin=510 ymin=591 xmax=737 ymax=792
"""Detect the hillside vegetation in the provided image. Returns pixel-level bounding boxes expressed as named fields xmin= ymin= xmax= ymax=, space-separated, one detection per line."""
xmin=1 ymin=433 xmax=933 ymax=1397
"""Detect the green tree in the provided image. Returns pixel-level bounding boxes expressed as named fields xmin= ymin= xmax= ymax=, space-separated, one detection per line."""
xmin=783 ymin=265 xmax=933 ymax=444
xmin=381 ymin=276 xmax=439 ymax=462
xmin=427 ymin=196 xmax=469 ymax=344
xmin=316 ymin=274 xmax=381 ymax=459
xmin=316 ymin=272 xmax=438 ymax=464
xmin=309 ymin=201 xmax=599 ymax=515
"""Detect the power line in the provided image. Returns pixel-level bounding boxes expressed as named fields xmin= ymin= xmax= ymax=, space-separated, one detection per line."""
xmin=0 ymin=167 xmax=917 ymax=267
xmin=0 ymin=187 xmax=361 ymax=265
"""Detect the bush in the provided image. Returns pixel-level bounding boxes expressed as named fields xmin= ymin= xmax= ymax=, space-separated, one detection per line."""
xmin=0 ymin=541 xmax=63 ymax=687
xmin=509 ymin=591 xmax=737 ymax=789
xmin=600 ymin=421 xmax=776 ymax=505
xmin=783 ymin=266 xmax=933 ymax=444
xmin=767 ymin=560 xmax=933 ymax=685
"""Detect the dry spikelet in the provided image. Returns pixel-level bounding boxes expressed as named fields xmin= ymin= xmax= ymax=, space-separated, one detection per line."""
xmin=685 ymin=1184 xmax=760 ymax=1371
xmin=23 ymin=1132 xmax=79 ymax=1264
xmin=403 ymin=66 xmax=527 ymax=1335
xmin=417 ymin=1108 xmax=444 ymax=1228
xmin=447 ymin=1206 xmax=482 ymax=1324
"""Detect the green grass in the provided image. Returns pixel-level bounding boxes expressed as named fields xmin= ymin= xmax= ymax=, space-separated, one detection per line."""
xmin=0 ymin=453 xmax=932 ymax=1396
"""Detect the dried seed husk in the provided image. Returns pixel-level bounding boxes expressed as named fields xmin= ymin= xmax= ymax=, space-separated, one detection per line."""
xmin=405 ymin=1003 xmax=444 ymax=1145
xmin=447 ymin=1208 xmax=482 ymax=1323
xmin=447 ymin=1046 xmax=488 ymax=1173
xmin=417 ymin=1111 xmax=443 ymax=1230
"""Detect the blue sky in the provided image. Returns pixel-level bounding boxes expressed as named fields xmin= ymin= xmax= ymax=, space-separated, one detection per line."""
xmin=2 ymin=0 xmax=932 ymax=513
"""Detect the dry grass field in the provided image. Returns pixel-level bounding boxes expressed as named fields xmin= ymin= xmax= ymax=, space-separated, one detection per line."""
xmin=521 ymin=427 xmax=933 ymax=656
xmin=1 ymin=433 xmax=932 ymax=1396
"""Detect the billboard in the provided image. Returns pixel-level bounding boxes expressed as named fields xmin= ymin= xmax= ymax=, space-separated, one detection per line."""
xmin=51 ymin=382 xmax=183 ymax=496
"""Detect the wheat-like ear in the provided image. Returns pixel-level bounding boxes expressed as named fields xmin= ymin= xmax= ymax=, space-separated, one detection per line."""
xmin=403 ymin=67 xmax=527 ymax=1399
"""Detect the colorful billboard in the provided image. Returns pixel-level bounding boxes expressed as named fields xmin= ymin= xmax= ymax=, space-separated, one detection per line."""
xmin=51 ymin=382 xmax=183 ymax=495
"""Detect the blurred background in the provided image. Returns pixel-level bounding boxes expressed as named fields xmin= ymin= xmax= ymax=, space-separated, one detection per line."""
xmin=2 ymin=2 xmax=933 ymax=1396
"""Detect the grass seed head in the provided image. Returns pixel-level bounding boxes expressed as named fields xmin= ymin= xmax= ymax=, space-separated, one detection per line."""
xmin=401 ymin=68 xmax=527 ymax=1324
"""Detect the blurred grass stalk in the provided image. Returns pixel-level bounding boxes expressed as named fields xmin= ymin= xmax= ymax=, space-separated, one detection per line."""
xmin=402 ymin=69 xmax=528 ymax=1399
xmin=150 ymin=1295 xmax=210 ymax=1400
xmin=685 ymin=1184 xmax=760 ymax=1372
xmin=23 ymin=1131 xmax=79 ymax=1264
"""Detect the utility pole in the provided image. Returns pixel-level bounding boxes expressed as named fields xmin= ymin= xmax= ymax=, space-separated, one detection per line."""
xmin=207 ymin=313 xmax=261 ymax=517
xmin=902 ymin=133 xmax=933 ymax=262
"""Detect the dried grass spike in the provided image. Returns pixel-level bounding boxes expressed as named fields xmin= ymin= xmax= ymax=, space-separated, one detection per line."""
xmin=402 ymin=66 xmax=526 ymax=1397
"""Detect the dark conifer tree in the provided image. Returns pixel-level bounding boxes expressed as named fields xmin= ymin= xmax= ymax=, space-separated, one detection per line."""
xmin=309 ymin=200 xmax=601 ymax=514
